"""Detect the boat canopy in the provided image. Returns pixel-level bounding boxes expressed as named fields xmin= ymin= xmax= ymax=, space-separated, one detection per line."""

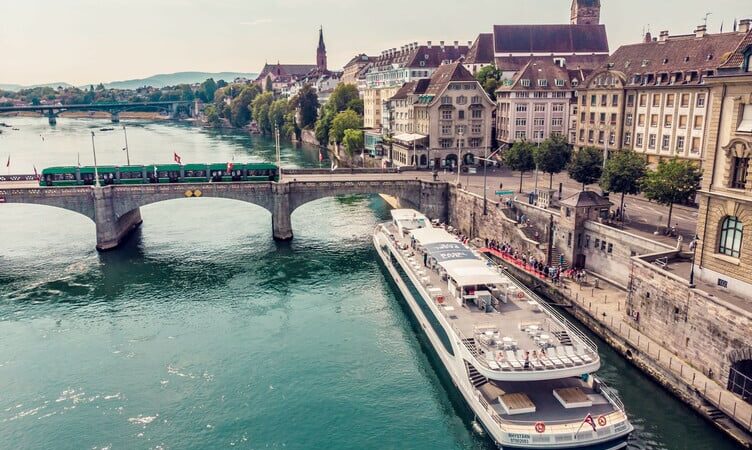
xmin=422 ymin=242 xmax=479 ymax=263
xmin=410 ymin=227 xmax=456 ymax=245
xmin=391 ymin=209 xmax=430 ymax=234
xmin=439 ymin=259 xmax=506 ymax=287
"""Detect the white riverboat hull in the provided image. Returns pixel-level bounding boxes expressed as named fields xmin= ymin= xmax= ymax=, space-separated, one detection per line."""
xmin=373 ymin=227 xmax=633 ymax=449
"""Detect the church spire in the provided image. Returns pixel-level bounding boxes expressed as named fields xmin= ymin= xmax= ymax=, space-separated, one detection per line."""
xmin=316 ymin=26 xmax=327 ymax=72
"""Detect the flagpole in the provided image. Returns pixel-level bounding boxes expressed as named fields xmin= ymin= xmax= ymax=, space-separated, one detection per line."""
xmin=122 ymin=125 xmax=131 ymax=166
xmin=91 ymin=132 xmax=100 ymax=188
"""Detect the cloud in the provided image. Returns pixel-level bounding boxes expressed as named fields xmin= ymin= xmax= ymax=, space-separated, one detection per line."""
xmin=239 ymin=18 xmax=272 ymax=26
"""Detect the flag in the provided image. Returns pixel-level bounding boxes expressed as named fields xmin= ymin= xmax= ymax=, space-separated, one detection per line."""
xmin=33 ymin=165 xmax=39 ymax=180
xmin=173 ymin=152 xmax=182 ymax=164
xmin=582 ymin=414 xmax=596 ymax=432
xmin=153 ymin=166 xmax=158 ymax=178
xmin=226 ymin=161 xmax=234 ymax=173
xmin=5 ymin=155 xmax=9 ymax=168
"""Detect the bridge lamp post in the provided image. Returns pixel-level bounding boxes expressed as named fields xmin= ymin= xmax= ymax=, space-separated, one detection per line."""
xmin=122 ymin=125 xmax=131 ymax=166
xmin=275 ymin=125 xmax=282 ymax=182
xmin=456 ymin=130 xmax=463 ymax=186
xmin=90 ymin=131 xmax=100 ymax=188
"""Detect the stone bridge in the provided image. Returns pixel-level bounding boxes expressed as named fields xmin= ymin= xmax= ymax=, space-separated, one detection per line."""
xmin=0 ymin=179 xmax=449 ymax=250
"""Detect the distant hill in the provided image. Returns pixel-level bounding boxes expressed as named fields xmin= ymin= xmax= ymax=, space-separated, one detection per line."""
xmin=103 ymin=72 xmax=258 ymax=90
xmin=0 ymin=82 xmax=74 ymax=92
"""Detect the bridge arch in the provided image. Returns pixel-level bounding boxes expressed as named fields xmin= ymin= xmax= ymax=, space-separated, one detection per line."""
xmin=287 ymin=180 xmax=423 ymax=215
xmin=0 ymin=187 xmax=96 ymax=221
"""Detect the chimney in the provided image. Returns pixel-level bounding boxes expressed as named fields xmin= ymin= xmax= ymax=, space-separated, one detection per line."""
xmin=440 ymin=40 xmax=445 ymax=50
xmin=695 ymin=24 xmax=707 ymax=38
xmin=427 ymin=40 xmax=432 ymax=49
xmin=659 ymin=30 xmax=669 ymax=42
xmin=644 ymin=31 xmax=652 ymax=43
xmin=454 ymin=40 xmax=459 ymax=49
xmin=468 ymin=40 xmax=473 ymax=47
xmin=740 ymin=19 xmax=751 ymax=33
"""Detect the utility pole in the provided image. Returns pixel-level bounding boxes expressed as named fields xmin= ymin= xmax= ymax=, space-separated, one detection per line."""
xmin=91 ymin=131 xmax=100 ymax=188
xmin=483 ymin=146 xmax=488 ymax=215
xmin=122 ymin=125 xmax=131 ymax=166
xmin=456 ymin=131 xmax=463 ymax=186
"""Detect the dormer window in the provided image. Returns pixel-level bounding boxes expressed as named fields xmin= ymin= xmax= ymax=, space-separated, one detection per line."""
xmin=707 ymin=54 xmax=713 ymax=61
xmin=641 ymin=59 xmax=649 ymax=67
xmin=684 ymin=56 xmax=690 ymax=62
xmin=555 ymin=79 xmax=565 ymax=87
xmin=521 ymin=79 xmax=531 ymax=87
xmin=663 ymin=58 xmax=669 ymax=64
xmin=538 ymin=79 xmax=548 ymax=87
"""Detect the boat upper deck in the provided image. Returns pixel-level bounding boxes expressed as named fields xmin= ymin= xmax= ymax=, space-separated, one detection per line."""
xmin=381 ymin=213 xmax=599 ymax=379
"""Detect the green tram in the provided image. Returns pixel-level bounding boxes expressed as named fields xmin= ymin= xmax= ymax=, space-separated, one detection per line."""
xmin=39 ymin=163 xmax=279 ymax=187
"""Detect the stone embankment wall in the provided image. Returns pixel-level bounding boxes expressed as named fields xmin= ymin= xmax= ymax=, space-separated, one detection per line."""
xmin=629 ymin=256 xmax=752 ymax=391
xmin=299 ymin=129 xmax=320 ymax=147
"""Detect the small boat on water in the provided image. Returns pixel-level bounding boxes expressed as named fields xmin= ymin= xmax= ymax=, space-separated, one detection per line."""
xmin=99 ymin=127 xmax=115 ymax=132
xmin=373 ymin=209 xmax=633 ymax=449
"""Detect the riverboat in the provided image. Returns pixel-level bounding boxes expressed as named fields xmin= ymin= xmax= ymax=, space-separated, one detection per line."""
xmin=373 ymin=209 xmax=633 ymax=449
xmin=38 ymin=163 xmax=279 ymax=187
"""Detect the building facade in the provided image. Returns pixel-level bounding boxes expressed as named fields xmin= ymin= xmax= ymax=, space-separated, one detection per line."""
xmin=255 ymin=28 xmax=330 ymax=94
xmin=341 ymin=54 xmax=374 ymax=87
xmin=575 ymin=24 xmax=749 ymax=163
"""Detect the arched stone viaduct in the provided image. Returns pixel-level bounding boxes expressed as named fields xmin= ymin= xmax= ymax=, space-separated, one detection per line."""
xmin=0 ymin=180 xmax=449 ymax=250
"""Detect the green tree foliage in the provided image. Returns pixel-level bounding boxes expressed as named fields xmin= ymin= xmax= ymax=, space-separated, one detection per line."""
xmin=342 ymin=129 xmax=364 ymax=156
xmin=641 ymin=158 xmax=701 ymax=230
xmin=534 ymin=134 xmax=572 ymax=189
xmin=229 ymin=85 xmax=261 ymax=128
xmin=204 ymin=105 xmax=221 ymax=127
xmin=329 ymin=110 xmax=362 ymax=144
xmin=475 ymin=65 xmax=503 ymax=101
xmin=265 ymin=77 xmax=273 ymax=92
xmin=251 ymin=92 xmax=274 ymax=133
xmin=567 ymin=147 xmax=603 ymax=190
xmin=269 ymin=98 xmax=289 ymax=133
xmin=198 ymin=78 xmax=217 ymax=103
xmin=216 ymin=79 xmax=228 ymax=89
xmin=600 ymin=150 xmax=647 ymax=222
xmin=290 ymin=84 xmax=319 ymax=129
xmin=315 ymin=110 xmax=334 ymax=144
xmin=504 ymin=141 xmax=536 ymax=193
xmin=327 ymin=84 xmax=360 ymax=114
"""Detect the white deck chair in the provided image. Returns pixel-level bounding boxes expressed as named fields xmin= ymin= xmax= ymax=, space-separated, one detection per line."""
xmin=565 ymin=346 xmax=584 ymax=364
xmin=540 ymin=358 xmax=555 ymax=369
xmin=576 ymin=345 xmax=594 ymax=363
xmin=546 ymin=348 xmax=564 ymax=367
xmin=556 ymin=346 xmax=574 ymax=366
xmin=506 ymin=351 xmax=522 ymax=369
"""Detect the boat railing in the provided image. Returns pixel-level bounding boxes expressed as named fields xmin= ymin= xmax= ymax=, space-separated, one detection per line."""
xmin=479 ymin=251 xmax=599 ymax=357
xmin=595 ymin=376 xmax=626 ymax=412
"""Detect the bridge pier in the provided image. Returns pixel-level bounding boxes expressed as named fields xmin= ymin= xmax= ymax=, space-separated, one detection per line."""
xmin=111 ymin=111 xmax=120 ymax=123
xmin=94 ymin=187 xmax=142 ymax=251
xmin=272 ymin=183 xmax=293 ymax=241
xmin=47 ymin=111 xmax=57 ymax=125
xmin=419 ymin=181 xmax=449 ymax=223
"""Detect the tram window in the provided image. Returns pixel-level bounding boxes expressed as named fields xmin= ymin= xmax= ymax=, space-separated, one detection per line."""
xmin=121 ymin=172 xmax=143 ymax=179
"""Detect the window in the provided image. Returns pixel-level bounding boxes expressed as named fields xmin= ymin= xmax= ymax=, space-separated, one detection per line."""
xmin=515 ymin=130 xmax=527 ymax=140
xmin=610 ymin=113 xmax=617 ymax=125
xmin=533 ymin=118 xmax=545 ymax=126
xmin=533 ymin=92 xmax=547 ymax=98
xmin=731 ymin=157 xmax=749 ymax=189
xmin=694 ymin=115 xmax=704 ymax=129
xmin=534 ymin=104 xmax=546 ymax=112
xmin=580 ymin=112 xmax=586 ymax=122
xmin=521 ymin=79 xmax=531 ymax=87
xmin=680 ymin=94 xmax=690 ymax=108
xmin=471 ymin=109 xmax=482 ymax=119
xmin=441 ymin=124 xmax=451 ymax=134
xmin=555 ymin=79 xmax=565 ymax=86
xmin=441 ymin=110 xmax=452 ymax=120
xmin=600 ymin=112 xmax=606 ymax=124
xmin=588 ymin=130 xmax=594 ymax=143
xmin=691 ymin=137 xmax=701 ymax=153
xmin=598 ymin=130 xmax=605 ymax=144
xmin=471 ymin=95 xmax=481 ymax=104
xmin=440 ymin=139 xmax=453 ymax=148
xmin=579 ymin=129 xmax=585 ymax=142
xmin=456 ymin=96 xmax=467 ymax=105
xmin=627 ymin=94 xmax=635 ymax=107
xmin=441 ymin=96 xmax=452 ymax=105
xmin=515 ymin=118 xmax=527 ymax=127
xmin=636 ymin=133 xmax=643 ymax=147
xmin=624 ymin=132 xmax=632 ymax=146
xmin=625 ymin=113 xmax=633 ymax=126
xmin=718 ymin=216 xmax=743 ymax=258
xmin=552 ymin=103 xmax=565 ymax=112
xmin=652 ymin=94 xmax=661 ymax=107
xmin=696 ymin=94 xmax=706 ymax=108
xmin=538 ymin=79 xmax=548 ymax=87
xmin=534 ymin=130 xmax=544 ymax=140
xmin=516 ymin=104 xmax=528 ymax=112
xmin=676 ymin=136 xmax=685 ymax=152
xmin=666 ymin=94 xmax=675 ymax=107
xmin=458 ymin=110 xmax=465 ymax=120
xmin=469 ymin=138 xmax=482 ymax=147
xmin=639 ymin=94 xmax=647 ymax=107
xmin=648 ymin=134 xmax=656 ymax=149
xmin=581 ymin=95 xmax=587 ymax=106
xmin=552 ymin=117 xmax=563 ymax=127
xmin=650 ymin=114 xmax=658 ymax=127
xmin=601 ymin=95 xmax=608 ymax=106
xmin=607 ymin=243 xmax=613 ymax=253
xmin=638 ymin=114 xmax=646 ymax=127
xmin=471 ymin=123 xmax=482 ymax=134
xmin=738 ymin=104 xmax=752 ymax=132
xmin=456 ymin=125 xmax=466 ymax=134
xmin=612 ymin=94 xmax=619 ymax=106
xmin=679 ymin=115 xmax=688 ymax=129
xmin=609 ymin=131 xmax=616 ymax=145
xmin=664 ymin=115 xmax=673 ymax=128
xmin=591 ymin=95 xmax=597 ymax=106
xmin=661 ymin=135 xmax=670 ymax=150
xmin=590 ymin=112 xmax=596 ymax=124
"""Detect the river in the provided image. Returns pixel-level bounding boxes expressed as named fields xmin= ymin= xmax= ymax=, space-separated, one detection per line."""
xmin=0 ymin=117 xmax=739 ymax=449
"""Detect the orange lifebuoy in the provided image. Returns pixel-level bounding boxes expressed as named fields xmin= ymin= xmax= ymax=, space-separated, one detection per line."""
xmin=597 ymin=415 xmax=607 ymax=427
xmin=534 ymin=421 xmax=546 ymax=433
xmin=517 ymin=292 xmax=525 ymax=299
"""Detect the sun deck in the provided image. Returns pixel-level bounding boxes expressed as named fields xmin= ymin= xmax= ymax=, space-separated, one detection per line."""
xmin=384 ymin=220 xmax=599 ymax=376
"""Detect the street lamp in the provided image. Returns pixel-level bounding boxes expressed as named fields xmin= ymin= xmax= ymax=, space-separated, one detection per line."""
xmin=456 ymin=130 xmax=464 ymax=186
xmin=275 ymin=125 xmax=282 ymax=182
xmin=122 ymin=125 xmax=131 ymax=166
xmin=689 ymin=234 xmax=700 ymax=287
xmin=90 ymin=131 xmax=100 ymax=188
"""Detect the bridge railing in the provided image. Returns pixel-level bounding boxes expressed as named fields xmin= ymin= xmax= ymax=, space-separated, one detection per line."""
xmin=283 ymin=167 xmax=403 ymax=175
xmin=0 ymin=174 xmax=37 ymax=182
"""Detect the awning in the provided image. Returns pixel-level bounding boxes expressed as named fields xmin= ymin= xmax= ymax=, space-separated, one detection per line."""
xmin=439 ymin=259 xmax=506 ymax=287
xmin=410 ymin=227 xmax=457 ymax=245
xmin=422 ymin=242 xmax=479 ymax=263
xmin=393 ymin=133 xmax=428 ymax=143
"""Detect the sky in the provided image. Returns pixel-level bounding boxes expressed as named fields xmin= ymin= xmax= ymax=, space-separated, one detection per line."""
xmin=1 ymin=0 xmax=750 ymax=86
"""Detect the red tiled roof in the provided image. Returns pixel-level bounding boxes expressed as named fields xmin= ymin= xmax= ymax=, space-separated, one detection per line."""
xmin=466 ymin=33 xmax=494 ymax=65
xmin=719 ymin=30 xmax=752 ymax=70
xmin=424 ymin=62 xmax=478 ymax=99
xmin=499 ymin=59 xmax=589 ymax=91
xmin=389 ymin=79 xmax=430 ymax=101
xmin=257 ymin=63 xmax=318 ymax=80
xmin=371 ymin=44 xmax=469 ymax=71
xmin=493 ymin=24 xmax=609 ymax=55
xmin=495 ymin=54 xmax=607 ymax=72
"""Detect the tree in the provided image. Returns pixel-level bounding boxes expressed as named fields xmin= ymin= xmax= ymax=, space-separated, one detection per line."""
xmin=315 ymin=109 xmax=334 ymax=144
xmin=216 ymin=79 xmax=228 ymax=89
xmin=329 ymin=110 xmax=362 ymax=144
xmin=229 ymin=85 xmax=261 ymax=128
xmin=290 ymin=84 xmax=319 ymax=129
xmin=251 ymin=92 xmax=274 ymax=133
xmin=326 ymin=84 xmax=360 ymax=114
xmin=567 ymin=147 xmax=603 ymax=190
xmin=204 ymin=105 xmax=221 ymax=127
xmin=475 ymin=65 xmax=503 ymax=101
xmin=265 ymin=76 xmax=273 ymax=93
xmin=342 ymin=129 xmax=364 ymax=156
xmin=600 ymin=150 xmax=647 ymax=224
xmin=269 ymin=98 xmax=289 ymax=133
xmin=641 ymin=158 xmax=701 ymax=230
xmin=534 ymin=134 xmax=572 ymax=189
xmin=503 ymin=141 xmax=536 ymax=193
xmin=198 ymin=78 xmax=217 ymax=103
